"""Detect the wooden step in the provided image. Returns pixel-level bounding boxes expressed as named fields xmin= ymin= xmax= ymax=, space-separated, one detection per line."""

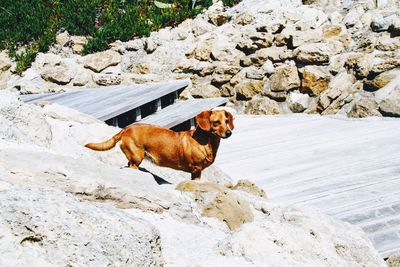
xmin=138 ymin=98 xmax=228 ymax=129
xmin=21 ymin=80 xmax=189 ymax=121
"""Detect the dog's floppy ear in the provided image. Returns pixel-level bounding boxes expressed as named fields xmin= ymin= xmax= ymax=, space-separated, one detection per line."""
xmin=196 ymin=110 xmax=212 ymax=131
xmin=226 ymin=111 xmax=234 ymax=130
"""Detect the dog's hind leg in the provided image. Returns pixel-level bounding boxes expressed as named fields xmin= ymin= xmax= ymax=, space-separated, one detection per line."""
xmin=120 ymin=141 xmax=145 ymax=170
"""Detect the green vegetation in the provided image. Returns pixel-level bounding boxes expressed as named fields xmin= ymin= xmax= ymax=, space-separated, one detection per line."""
xmin=0 ymin=0 xmax=238 ymax=75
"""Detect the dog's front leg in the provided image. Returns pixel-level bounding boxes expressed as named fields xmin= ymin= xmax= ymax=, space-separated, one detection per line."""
xmin=191 ymin=170 xmax=202 ymax=180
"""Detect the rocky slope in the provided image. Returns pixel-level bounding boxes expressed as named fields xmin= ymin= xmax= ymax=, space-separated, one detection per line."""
xmin=0 ymin=92 xmax=386 ymax=266
xmin=0 ymin=0 xmax=399 ymax=118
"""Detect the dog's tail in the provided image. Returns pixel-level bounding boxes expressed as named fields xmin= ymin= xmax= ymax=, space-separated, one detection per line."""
xmin=85 ymin=130 xmax=123 ymax=151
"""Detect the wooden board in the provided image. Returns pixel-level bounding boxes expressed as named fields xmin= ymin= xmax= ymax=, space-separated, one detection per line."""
xmin=139 ymin=98 xmax=228 ymax=128
xmin=21 ymin=80 xmax=189 ymax=121
xmin=215 ymin=115 xmax=400 ymax=258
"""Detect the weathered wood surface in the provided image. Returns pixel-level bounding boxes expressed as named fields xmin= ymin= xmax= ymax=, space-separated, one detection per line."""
xmin=139 ymin=98 xmax=227 ymax=128
xmin=216 ymin=115 xmax=400 ymax=258
xmin=21 ymin=80 xmax=189 ymax=121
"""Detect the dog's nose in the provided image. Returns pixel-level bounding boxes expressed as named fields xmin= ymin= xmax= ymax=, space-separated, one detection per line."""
xmin=225 ymin=130 xmax=232 ymax=138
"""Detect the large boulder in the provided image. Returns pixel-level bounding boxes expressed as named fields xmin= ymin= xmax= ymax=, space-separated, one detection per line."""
xmin=0 ymin=185 xmax=164 ymax=267
xmin=0 ymin=93 xmax=52 ymax=147
xmin=217 ymin=205 xmax=385 ymax=267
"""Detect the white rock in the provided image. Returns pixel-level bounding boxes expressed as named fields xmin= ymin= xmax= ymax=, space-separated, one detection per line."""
xmin=82 ymin=50 xmax=122 ymax=73
xmin=0 ymin=186 xmax=164 ymax=267
xmin=217 ymin=205 xmax=385 ymax=267
xmin=288 ymin=92 xmax=311 ymax=113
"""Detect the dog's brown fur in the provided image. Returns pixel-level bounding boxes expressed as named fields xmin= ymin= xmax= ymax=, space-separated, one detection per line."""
xmin=85 ymin=110 xmax=234 ymax=180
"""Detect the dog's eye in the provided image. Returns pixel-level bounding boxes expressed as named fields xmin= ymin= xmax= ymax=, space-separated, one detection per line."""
xmin=213 ymin=121 xmax=220 ymax=126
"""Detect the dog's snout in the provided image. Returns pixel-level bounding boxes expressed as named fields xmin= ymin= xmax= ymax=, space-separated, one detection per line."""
xmin=225 ymin=130 xmax=232 ymax=138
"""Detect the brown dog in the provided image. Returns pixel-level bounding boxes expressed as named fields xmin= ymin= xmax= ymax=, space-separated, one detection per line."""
xmin=85 ymin=110 xmax=234 ymax=180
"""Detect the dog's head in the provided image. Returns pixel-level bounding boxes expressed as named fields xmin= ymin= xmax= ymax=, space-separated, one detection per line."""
xmin=195 ymin=110 xmax=234 ymax=139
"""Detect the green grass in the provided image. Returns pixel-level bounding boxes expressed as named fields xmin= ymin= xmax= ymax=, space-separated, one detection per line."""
xmin=0 ymin=0 xmax=238 ymax=75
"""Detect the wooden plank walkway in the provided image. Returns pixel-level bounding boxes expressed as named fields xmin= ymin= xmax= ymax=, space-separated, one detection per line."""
xmin=139 ymin=98 xmax=227 ymax=129
xmin=21 ymin=80 xmax=189 ymax=121
xmin=215 ymin=115 xmax=400 ymax=258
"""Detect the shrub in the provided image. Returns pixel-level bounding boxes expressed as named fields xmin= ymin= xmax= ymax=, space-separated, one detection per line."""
xmin=0 ymin=0 xmax=240 ymax=75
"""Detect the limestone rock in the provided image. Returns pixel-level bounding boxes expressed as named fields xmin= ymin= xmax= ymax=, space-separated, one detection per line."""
xmin=0 ymin=93 xmax=52 ymax=147
xmin=245 ymin=66 xmax=264 ymax=80
xmin=0 ymin=51 xmax=12 ymax=72
xmin=191 ymin=83 xmax=221 ymax=98
xmin=207 ymin=2 xmax=229 ymax=26
xmin=345 ymin=53 xmax=373 ymax=78
xmin=288 ymin=92 xmax=311 ymax=113
xmin=376 ymin=36 xmax=400 ymax=51
xmin=237 ymin=32 xmax=273 ymax=54
xmin=41 ymin=65 xmax=73 ymax=85
xmin=125 ymin=39 xmax=144 ymax=51
xmin=364 ymin=70 xmax=399 ymax=91
xmin=294 ymin=43 xmax=333 ymax=64
xmin=320 ymin=79 xmax=362 ymax=115
xmin=193 ymin=37 xmax=215 ymax=61
xmin=214 ymin=64 xmax=241 ymax=76
xmin=300 ymin=65 xmax=331 ymax=96
xmin=211 ymin=35 xmax=243 ymax=63
xmin=322 ymin=25 xmax=343 ymax=39
xmin=55 ymin=31 xmax=70 ymax=46
xmin=347 ymin=94 xmax=381 ymax=118
xmin=217 ymin=205 xmax=385 ymax=267
xmin=244 ymin=97 xmax=280 ymax=115
xmin=387 ymin=253 xmax=400 ymax=267
xmin=70 ymin=36 xmax=87 ymax=53
xmin=318 ymin=72 xmax=356 ymax=112
xmin=235 ymin=79 xmax=264 ymax=100
xmin=82 ymin=50 xmax=122 ymax=73
xmin=0 ymin=186 xmax=164 ymax=267
xmin=232 ymin=179 xmax=267 ymax=198
xmin=291 ymin=29 xmax=322 ymax=48
xmin=92 ymin=73 xmax=123 ymax=86
xmin=371 ymin=14 xmax=397 ymax=32
xmin=370 ymin=55 xmax=400 ymax=75
xmin=144 ymin=35 xmax=160 ymax=53
xmin=234 ymin=12 xmax=253 ymax=25
xmin=268 ymin=64 xmax=300 ymax=92
xmin=379 ymin=84 xmax=400 ymax=117
xmin=203 ymin=191 xmax=253 ymax=230
xmin=176 ymin=181 xmax=254 ymax=230
xmin=191 ymin=17 xmax=216 ymax=37
xmin=253 ymin=47 xmax=293 ymax=64
xmin=211 ymin=73 xmax=232 ymax=85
